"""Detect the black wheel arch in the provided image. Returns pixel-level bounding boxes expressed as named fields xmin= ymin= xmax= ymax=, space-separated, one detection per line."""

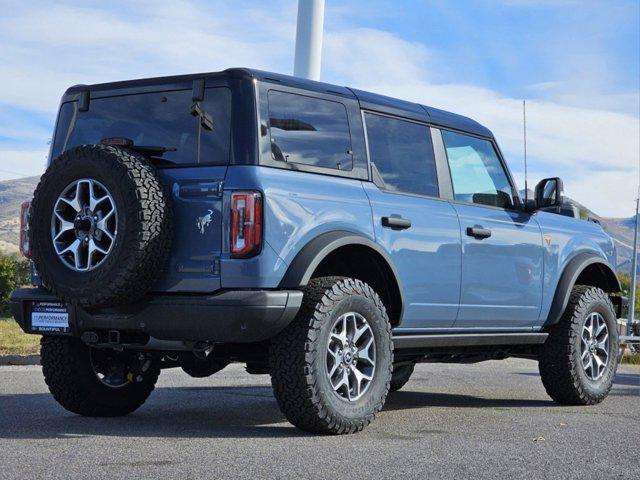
xmin=278 ymin=230 xmax=405 ymax=326
xmin=544 ymin=252 xmax=621 ymax=327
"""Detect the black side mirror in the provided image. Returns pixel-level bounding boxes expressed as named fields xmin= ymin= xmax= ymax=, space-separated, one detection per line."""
xmin=534 ymin=177 xmax=564 ymax=209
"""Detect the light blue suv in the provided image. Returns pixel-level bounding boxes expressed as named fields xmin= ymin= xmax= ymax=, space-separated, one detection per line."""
xmin=10 ymin=68 xmax=625 ymax=434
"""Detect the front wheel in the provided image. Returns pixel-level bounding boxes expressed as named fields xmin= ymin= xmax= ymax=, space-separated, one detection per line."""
xmin=270 ymin=277 xmax=393 ymax=434
xmin=538 ymin=286 xmax=619 ymax=405
xmin=41 ymin=336 xmax=160 ymax=416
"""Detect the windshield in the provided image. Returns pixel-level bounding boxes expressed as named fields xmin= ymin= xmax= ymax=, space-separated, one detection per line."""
xmin=51 ymin=87 xmax=231 ymax=165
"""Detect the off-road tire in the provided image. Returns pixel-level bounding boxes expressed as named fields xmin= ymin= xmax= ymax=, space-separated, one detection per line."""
xmin=270 ymin=277 xmax=393 ymax=435
xmin=29 ymin=144 xmax=172 ymax=307
xmin=538 ymin=286 xmax=618 ymax=405
xmin=390 ymin=363 xmax=415 ymax=393
xmin=40 ymin=336 xmax=160 ymax=417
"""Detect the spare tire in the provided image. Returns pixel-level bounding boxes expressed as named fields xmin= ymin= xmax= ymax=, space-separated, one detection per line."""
xmin=29 ymin=144 xmax=172 ymax=307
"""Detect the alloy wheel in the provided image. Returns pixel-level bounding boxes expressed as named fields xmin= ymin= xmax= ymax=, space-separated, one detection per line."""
xmin=326 ymin=312 xmax=376 ymax=401
xmin=51 ymin=178 xmax=117 ymax=271
xmin=581 ymin=312 xmax=609 ymax=381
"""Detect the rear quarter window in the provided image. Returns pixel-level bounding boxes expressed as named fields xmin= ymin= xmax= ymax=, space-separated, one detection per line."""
xmin=267 ymin=90 xmax=353 ymax=171
xmin=364 ymin=112 xmax=439 ymax=197
xmin=51 ymin=87 xmax=231 ymax=165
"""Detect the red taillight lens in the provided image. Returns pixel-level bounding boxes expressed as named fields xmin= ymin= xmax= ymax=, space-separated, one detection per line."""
xmin=19 ymin=201 xmax=31 ymax=258
xmin=230 ymin=191 xmax=262 ymax=258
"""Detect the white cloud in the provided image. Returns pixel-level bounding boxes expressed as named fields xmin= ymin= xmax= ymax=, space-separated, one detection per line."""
xmin=0 ymin=150 xmax=48 ymax=181
xmin=0 ymin=0 xmax=637 ymax=217
xmin=322 ymin=28 xmax=639 ymax=218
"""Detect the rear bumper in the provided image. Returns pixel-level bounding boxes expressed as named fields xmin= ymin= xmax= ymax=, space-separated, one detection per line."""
xmin=9 ymin=288 xmax=303 ymax=343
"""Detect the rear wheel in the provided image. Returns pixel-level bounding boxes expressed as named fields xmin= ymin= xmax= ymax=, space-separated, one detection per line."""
xmin=538 ymin=286 xmax=618 ymax=405
xmin=270 ymin=277 xmax=393 ymax=434
xmin=41 ymin=336 xmax=160 ymax=416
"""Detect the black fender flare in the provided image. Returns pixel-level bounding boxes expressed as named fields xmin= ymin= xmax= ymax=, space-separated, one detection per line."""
xmin=278 ymin=230 xmax=404 ymax=318
xmin=544 ymin=252 xmax=621 ymax=327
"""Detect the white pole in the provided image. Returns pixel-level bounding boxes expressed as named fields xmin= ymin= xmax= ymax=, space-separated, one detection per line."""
xmin=628 ymin=194 xmax=639 ymax=331
xmin=523 ymin=100 xmax=528 ymax=204
xmin=293 ymin=0 xmax=325 ymax=80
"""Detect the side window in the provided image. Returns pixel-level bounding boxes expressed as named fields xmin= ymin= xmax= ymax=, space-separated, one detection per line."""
xmin=267 ymin=90 xmax=353 ymax=171
xmin=442 ymin=130 xmax=515 ymax=209
xmin=364 ymin=113 xmax=439 ymax=197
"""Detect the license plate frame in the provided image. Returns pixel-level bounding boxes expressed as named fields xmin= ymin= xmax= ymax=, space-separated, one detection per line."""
xmin=29 ymin=302 xmax=70 ymax=334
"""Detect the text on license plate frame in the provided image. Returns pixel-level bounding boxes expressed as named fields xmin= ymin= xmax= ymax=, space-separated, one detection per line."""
xmin=30 ymin=302 xmax=70 ymax=333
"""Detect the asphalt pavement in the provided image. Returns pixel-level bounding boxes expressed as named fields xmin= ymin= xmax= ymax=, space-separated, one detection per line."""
xmin=1 ymin=359 xmax=638 ymax=479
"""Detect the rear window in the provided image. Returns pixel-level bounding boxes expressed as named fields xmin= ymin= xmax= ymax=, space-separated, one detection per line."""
xmin=51 ymin=87 xmax=231 ymax=165
xmin=267 ymin=90 xmax=353 ymax=171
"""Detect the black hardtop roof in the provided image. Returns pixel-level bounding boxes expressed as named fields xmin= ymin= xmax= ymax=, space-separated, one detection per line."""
xmin=65 ymin=67 xmax=492 ymax=138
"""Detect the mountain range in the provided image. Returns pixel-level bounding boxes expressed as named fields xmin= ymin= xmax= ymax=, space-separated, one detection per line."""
xmin=0 ymin=176 xmax=636 ymax=274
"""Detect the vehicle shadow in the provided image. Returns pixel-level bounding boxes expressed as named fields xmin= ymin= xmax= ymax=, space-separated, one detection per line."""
xmin=516 ymin=371 xmax=640 ymax=388
xmin=0 ymin=384 xmax=557 ymax=440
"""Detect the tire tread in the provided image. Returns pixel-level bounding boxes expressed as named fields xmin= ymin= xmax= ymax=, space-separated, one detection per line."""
xmin=270 ymin=277 xmax=393 ymax=434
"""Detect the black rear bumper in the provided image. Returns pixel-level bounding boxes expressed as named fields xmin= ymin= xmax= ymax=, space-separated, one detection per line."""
xmin=9 ymin=288 xmax=303 ymax=344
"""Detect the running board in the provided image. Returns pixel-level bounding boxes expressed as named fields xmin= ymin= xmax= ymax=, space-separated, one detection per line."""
xmin=392 ymin=333 xmax=548 ymax=350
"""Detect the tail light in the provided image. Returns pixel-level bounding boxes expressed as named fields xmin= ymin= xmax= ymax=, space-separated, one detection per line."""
xmin=230 ymin=191 xmax=262 ymax=258
xmin=19 ymin=201 xmax=31 ymax=258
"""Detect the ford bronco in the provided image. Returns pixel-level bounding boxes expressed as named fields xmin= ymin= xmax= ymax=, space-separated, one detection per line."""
xmin=9 ymin=68 xmax=625 ymax=434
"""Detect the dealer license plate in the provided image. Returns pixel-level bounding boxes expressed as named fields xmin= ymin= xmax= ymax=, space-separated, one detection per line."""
xmin=31 ymin=302 xmax=69 ymax=333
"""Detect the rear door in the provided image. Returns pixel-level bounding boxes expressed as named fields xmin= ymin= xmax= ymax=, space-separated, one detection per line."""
xmin=438 ymin=129 xmax=543 ymax=329
xmin=362 ymin=112 xmax=462 ymax=330
xmin=50 ymin=85 xmax=232 ymax=293
xmin=153 ymin=87 xmax=232 ymax=292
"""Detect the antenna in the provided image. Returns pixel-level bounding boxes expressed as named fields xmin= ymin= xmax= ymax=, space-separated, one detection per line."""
xmin=523 ymin=100 xmax=528 ymax=204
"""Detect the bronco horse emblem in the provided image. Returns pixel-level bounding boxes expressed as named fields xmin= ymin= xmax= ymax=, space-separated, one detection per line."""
xmin=196 ymin=209 xmax=214 ymax=234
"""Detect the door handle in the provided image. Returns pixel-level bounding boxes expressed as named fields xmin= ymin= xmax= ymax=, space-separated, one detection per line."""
xmin=466 ymin=226 xmax=492 ymax=239
xmin=382 ymin=216 xmax=412 ymax=230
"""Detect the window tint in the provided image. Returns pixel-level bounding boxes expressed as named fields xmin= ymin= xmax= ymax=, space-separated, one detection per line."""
xmin=52 ymin=88 xmax=231 ymax=165
xmin=364 ymin=113 xmax=439 ymax=197
xmin=199 ymin=88 xmax=232 ymax=164
xmin=268 ymin=90 xmax=353 ymax=171
xmin=442 ymin=130 xmax=515 ymax=209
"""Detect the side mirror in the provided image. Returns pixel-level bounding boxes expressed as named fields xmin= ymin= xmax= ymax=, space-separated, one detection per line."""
xmin=534 ymin=177 xmax=564 ymax=209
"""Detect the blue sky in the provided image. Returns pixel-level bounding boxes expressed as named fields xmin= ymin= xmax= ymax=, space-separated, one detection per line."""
xmin=0 ymin=0 xmax=638 ymax=216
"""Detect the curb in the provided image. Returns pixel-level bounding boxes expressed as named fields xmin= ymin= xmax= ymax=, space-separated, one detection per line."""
xmin=0 ymin=354 xmax=40 ymax=366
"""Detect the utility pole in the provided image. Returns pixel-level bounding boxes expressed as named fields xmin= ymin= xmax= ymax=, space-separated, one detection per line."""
xmin=628 ymin=193 xmax=639 ymax=333
xmin=293 ymin=0 xmax=325 ymax=80
xmin=523 ymin=100 xmax=528 ymax=204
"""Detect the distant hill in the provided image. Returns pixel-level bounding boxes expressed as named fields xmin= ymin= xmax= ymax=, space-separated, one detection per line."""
xmin=520 ymin=189 xmax=636 ymax=274
xmin=600 ymin=216 xmax=636 ymax=273
xmin=0 ymin=176 xmax=636 ymax=275
xmin=0 ymin=176 xmax=40 ymax=254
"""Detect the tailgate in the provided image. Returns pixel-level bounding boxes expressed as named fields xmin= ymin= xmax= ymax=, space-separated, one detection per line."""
xmin=152 ymin=166 xmax=227 ymax=293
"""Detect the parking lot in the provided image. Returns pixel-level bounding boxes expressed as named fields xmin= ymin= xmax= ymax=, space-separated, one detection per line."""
xmin=1 ymin=359 xmax=638 ymax=480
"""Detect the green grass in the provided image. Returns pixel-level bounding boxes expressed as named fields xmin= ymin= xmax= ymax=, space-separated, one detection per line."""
xmin=621 ymin=352 xmax=640 ymax=365
xmin=0 ymin=315 xmax=40 ymax=355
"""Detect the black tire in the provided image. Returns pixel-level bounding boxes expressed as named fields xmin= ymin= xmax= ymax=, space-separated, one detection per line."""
xmin=390 ymin=363 xmax=415 ymax=393
xmin=270 ymin=277 xmax=393 ymax=434
xmin=29 ymin=144 xmax=172 ymax=307
xmin=40 ymin=336 xmax=160 ymax=417
xmin=538 ymin=286 xmax=619 ymax=405
xmin=180 ymin=352 xmax=229 ymax=378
